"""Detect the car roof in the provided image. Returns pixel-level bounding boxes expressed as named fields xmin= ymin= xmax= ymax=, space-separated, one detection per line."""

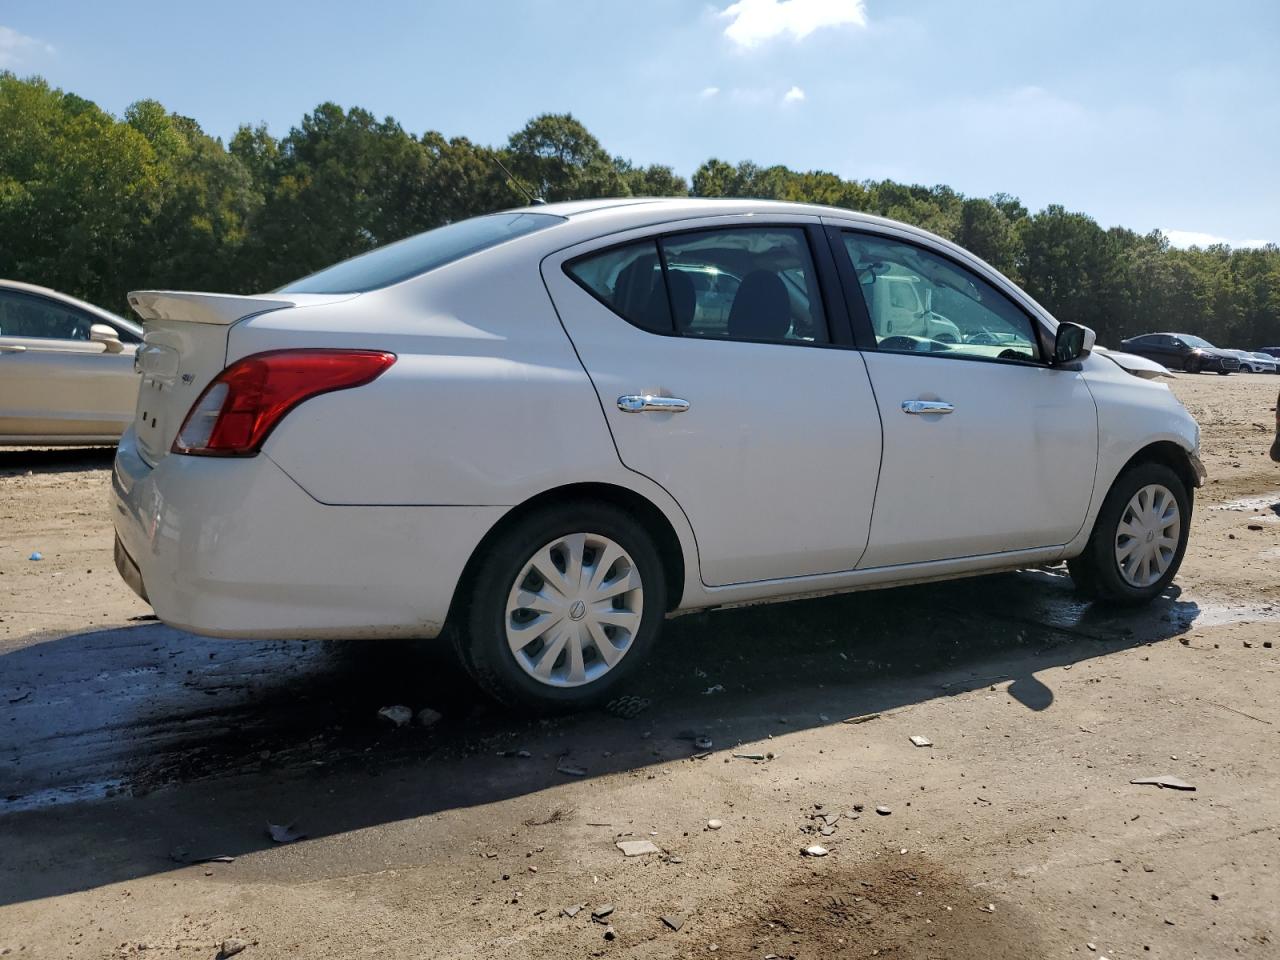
xmin=0 ymin=278 xmax=139 ymax=334
xmin=507 ymin=196 xmax=952 ymax=241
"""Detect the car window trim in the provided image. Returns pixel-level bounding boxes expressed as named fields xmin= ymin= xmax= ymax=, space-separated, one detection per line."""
xmin=826 ymin=226 xmax=1050 ymax=367
xmin=562 ymin=222 xmax=853 ymax=350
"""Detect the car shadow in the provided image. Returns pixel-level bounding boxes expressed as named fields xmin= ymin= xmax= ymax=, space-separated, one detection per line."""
xmin=0 ymin=566 xmax=1202 ymax=906
xmin=0 ymin=446 xmax=115 ymax=477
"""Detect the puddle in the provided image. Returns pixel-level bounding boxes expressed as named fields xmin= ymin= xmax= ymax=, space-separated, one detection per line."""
xmin=1185 ymin=596 xmax=1280 ymax=627
xmin=1213 ymin=492 xmax=1280 ymax=514
xmin=2 ymin=778 xmax=127 ymax=815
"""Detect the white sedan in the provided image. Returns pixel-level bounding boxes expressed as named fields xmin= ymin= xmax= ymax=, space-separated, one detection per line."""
xmin=112 ymin=199 xmax=1205 ymax=710
xmin=1 ymin=280 xmax=143 ymax=445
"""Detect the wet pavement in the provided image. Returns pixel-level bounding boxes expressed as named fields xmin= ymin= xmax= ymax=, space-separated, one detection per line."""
xmin=2 ymin=567 xmax=1206 ymax=817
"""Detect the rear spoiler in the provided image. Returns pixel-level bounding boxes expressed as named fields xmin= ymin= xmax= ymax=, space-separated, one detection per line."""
xmin=127 ymin=290 xmax=300 ymax=326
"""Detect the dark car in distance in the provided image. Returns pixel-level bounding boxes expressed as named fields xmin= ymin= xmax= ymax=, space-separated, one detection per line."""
xmin=1258 ymin=347 xmax=1280 ymax=360
xmin=1119 ymin=333 xmax=1240 ymax=374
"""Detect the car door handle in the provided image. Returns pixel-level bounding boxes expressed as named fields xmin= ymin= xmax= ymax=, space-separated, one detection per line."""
xmin=0 ymin=344 xmax=27 ymax=354
xmin=902 ymin=400 xmax=954 ymax=415
xmin=617 ymin=395 xmax=690 ymax=414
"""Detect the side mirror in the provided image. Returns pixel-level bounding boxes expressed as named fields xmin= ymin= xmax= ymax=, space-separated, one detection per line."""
xmin=89 ymin=323 xmax=123 ymax=354
xmin=1053 ymin=322 xmax=1095 ymax=364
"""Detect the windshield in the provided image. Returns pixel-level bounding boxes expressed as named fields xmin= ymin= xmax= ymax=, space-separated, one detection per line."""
xmin=278 ymin=212 xmax=565 ymax=294
xmin=1181 ymin=334 xmax=1216 ymax=349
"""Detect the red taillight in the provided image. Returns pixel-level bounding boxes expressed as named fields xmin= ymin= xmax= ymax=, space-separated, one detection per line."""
xmin=173 ymin=349 xmax=396 ymax=457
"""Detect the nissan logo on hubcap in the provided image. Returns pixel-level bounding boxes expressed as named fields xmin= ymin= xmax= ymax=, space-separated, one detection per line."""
xmin=569 ymin=600 xmax=587 ymax=621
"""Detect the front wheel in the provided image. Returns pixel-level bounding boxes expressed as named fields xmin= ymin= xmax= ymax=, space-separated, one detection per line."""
xmin=453 ymin=502 xmax=667 ymax=711
xmin=1184 ymin=355 xmax=1202 ymax=374
xmin=1068 ymin=462 xmax=1191 ymax=604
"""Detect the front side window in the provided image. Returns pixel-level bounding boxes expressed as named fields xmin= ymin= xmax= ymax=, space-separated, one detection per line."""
xmin=841 ymin=233 xmax=1039 ymax=363
xmin=566 ymin=226 xmax=829 ymax=345
xmin=0 ymin=291 xmax=93 ymax=340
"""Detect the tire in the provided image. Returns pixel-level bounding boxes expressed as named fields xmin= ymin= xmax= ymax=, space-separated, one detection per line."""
xmin=1217 ymin=369 xmax=1230 ymax=376
xmin=452 ymin=501 xmax=667 ymax=712
xmin=1067 ymin=462 xmax=1191 ymax=605
xmin=1184 ymin=356 xmax=1202 ymax=374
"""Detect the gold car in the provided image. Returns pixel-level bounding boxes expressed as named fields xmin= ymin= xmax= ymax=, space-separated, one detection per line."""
xmin=0 ymin=280 xmax=142 ymax=445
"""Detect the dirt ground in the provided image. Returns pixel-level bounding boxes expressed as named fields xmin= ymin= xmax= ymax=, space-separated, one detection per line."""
xmin=1 ymin=373 xmax=1278 ymax=960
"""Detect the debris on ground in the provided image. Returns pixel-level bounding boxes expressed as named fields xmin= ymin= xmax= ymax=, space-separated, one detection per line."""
xmin=1130 ymin=775 xmax=1196 ymax=791
xmin=706 ymin=819 xmax=723 ymax=830
xmin=875 ymin=806 xmax=892 ymax=815
xmin=732 ymin=752 xmax=770 ymax=761
xmin=562 ymin=904 xmax=582 ymax=918
xmin=605 ymin=695 xmax=651 ymax=718
xmin=979 ymin=903 xmax=996 ymax=913
xmin=661 ymin=914 xmax=685 ymax=932
xmin=28 ymin=552 xmax=43 ymax=561
xmin=591 ymin=904 xmax=615 ymax=922
xmin=616 ymin=839 xmax=660 ymax=857
xmin=376 ymin=705 xmax=412 ymax=728
xmin=556 ymin=758 xmax=588 ymax=777
xmin=693 ymin=736 xmax=713 ymax=750
xmin=909 ymin=735 xmax=933 ymax=747
xmin=802 ymin=844 xmax=829 ymax=857
xmin=266 ymin=823 xmax=305 ymax=844
xmin=7 ymin=690 xmax=31 ymax=704
xmin=415 ymin=707 xmax=443 ymax=728
xmin=169 ymin=848 xmax=235 ymax=865
xmin=217 ymin=938 xmax=248 ymax=958
xmin=702 ymin=684 xmax=725 ymax=695
xmin=602 ymin=924 xmax=617 ymax=940
xmin=842 ymin=712 xmax=880 ymax=724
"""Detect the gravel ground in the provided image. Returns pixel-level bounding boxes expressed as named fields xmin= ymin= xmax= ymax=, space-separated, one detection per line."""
xmin=1 ymin=372 xmax=1278 ymax=959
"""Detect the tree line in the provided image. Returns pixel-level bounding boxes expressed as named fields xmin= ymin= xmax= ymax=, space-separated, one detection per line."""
xmin=3 ymin=73 xmax=1278 ymax=348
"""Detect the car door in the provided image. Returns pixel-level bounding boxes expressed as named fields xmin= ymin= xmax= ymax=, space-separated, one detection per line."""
xmin=0 ymin=289 xmax=139 ymax=440
xmin=542 ymin=217 xmax=883 ymax=586
xmin=1124 ymin=335 xmax=1163 ymax=363
xmin=825 ymin=222 xmax=1099 ymax=568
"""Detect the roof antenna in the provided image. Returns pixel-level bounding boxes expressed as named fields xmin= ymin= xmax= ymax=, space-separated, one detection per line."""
xmin=493 ymin=154 xmax=546 ymax=206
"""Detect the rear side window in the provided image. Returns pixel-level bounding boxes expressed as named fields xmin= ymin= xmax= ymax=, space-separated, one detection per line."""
xmin=566 ymin=226 xmax=829 ymax=345
xmin=565 ymin=241 xmax=672 ymax=334
xmin=279 ymin=212 xmax=565 ymax=294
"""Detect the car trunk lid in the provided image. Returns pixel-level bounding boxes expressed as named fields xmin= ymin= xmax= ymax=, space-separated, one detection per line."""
xmin=126 ymin=290 xmax=346 ymax=465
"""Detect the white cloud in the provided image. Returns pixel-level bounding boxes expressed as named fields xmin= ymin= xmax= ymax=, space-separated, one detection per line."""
xmin=699 ymin=86 xmax=721 ymax=99
xmin=720 ymin=0 xmax=868 ymax=50
xmin=782 ymin=85 xmax=806 ymax=103
xmin=1163 ymin=229 xmax=1269 ymax=250
xmin=0 ymin=26 xmax=54 ymax=68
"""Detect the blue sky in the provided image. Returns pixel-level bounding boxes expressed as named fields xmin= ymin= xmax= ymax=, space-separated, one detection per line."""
xmin=3 ymin=0 xmax=1277 ymax=246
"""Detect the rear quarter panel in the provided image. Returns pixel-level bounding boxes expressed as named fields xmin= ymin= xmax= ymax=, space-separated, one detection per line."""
xmin=229 ymin=241 xmax=703 ymax=603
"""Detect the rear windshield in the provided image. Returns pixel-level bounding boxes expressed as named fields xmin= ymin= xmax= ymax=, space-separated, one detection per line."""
xmin=277 ymin=212 xmax=565 ymax=294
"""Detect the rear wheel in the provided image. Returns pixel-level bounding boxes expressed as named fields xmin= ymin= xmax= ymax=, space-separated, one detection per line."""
xmin=1068 ymin=462 xmax=1190 ymax=604
xmin=453 ymin=502 xmax=667 ymax=711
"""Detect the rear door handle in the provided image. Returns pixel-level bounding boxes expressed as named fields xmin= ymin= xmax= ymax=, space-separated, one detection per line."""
xmin=902 ymin=400 xmax=954 ymax=415
xmin=617 ymin=395 xmax=690 ymax=414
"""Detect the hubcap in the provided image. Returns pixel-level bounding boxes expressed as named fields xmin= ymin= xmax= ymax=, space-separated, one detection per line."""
xmin=1115 ymin=484 xmax=1181 ymax=588
xmin=505 ymin=533 xmax=644 ymax=688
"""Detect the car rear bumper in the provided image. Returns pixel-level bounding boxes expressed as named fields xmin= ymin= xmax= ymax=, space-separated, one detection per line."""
xmin=110 ymin=428 xmax=507 ymax=640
